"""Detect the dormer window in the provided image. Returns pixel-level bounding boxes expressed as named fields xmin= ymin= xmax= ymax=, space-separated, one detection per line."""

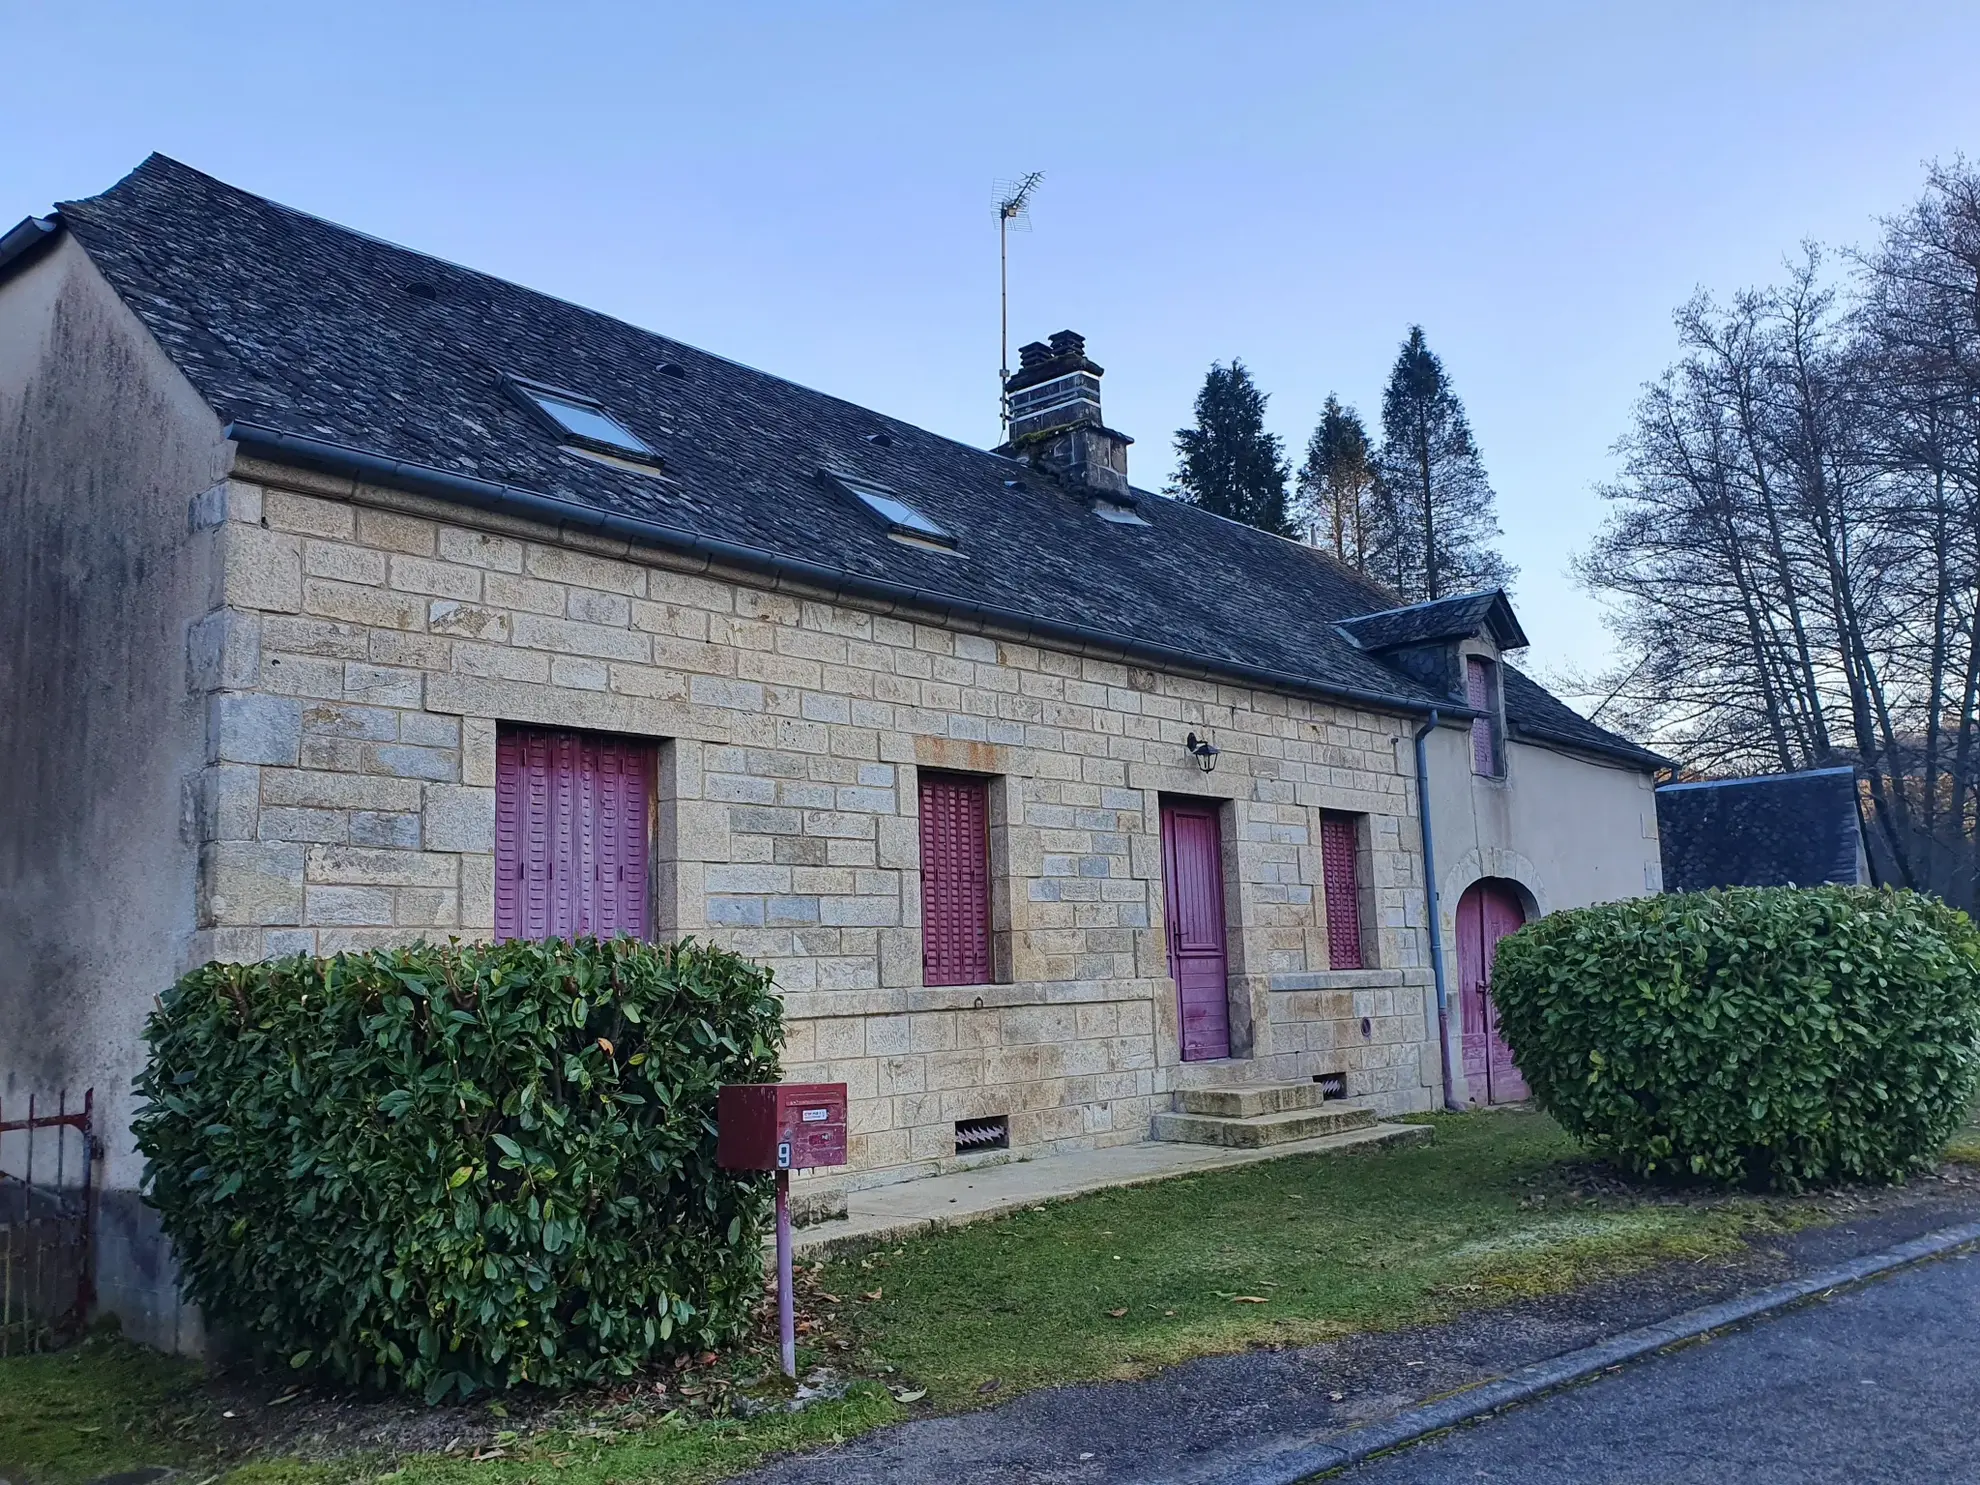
xmin=509 ymin=377 xmax=656 ymax=459
xmin=1466 ymin=655 xmax=1503 ymax=777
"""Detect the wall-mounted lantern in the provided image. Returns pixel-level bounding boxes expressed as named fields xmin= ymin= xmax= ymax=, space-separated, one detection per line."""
xmin=1185 ymin=731 xmax=1220 ymax=774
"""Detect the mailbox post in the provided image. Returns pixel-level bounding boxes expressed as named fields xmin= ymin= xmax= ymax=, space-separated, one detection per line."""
xmin=717 ymin=1082 xmax=848 ymax=1377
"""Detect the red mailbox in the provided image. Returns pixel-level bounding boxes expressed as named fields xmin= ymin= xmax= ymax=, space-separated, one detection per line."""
xmin=717 ymin=1083 xmax=847 ymax=1171
xmin=719 ymin=1082 xmax=848 ymax=1380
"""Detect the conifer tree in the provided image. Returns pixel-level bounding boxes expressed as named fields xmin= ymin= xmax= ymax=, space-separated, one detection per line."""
xmin=1372 ymin=327 xmax=1513 ymax=600
xmin=1167 ymin=360 xmax=1297 ymax=536
xmin=1297 ymin=395 xmax=1378 ymax=569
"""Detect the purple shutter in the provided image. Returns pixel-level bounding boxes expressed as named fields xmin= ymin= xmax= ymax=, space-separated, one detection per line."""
xmin=496 ymin=726 xmax=653 ymax=941
xmin=919 ymin=773 xmax=991 ymax=986
xmin=1320 ymin=812 xmax=1364 ymax=970
xmin=1466 ymin=657 xmax=1498 ymax=775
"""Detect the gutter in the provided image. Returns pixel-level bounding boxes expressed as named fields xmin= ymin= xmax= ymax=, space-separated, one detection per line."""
xmin=224 ymin=421 xmax=1473 ymax=722
xmin=1414 ymin=710 xmax=1464 ymax=1112
xmin=0 ymin=214 xmax=60 ymax=284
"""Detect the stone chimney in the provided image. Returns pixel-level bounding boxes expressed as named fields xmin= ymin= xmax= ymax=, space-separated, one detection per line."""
xmin=999 ymin=330 xmax=1133 ymax=497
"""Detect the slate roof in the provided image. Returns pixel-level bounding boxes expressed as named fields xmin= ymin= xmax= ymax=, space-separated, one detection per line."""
xmin=27 ymin=154 xmax=1659 ymax=768
xmin=1336 ymin=590 xmax=1529 ymax=653
xmin=1656 ymin=767 xmax=1869 ymax=891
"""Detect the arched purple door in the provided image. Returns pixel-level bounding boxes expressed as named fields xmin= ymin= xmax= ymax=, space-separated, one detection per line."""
xmin=1457 ymin=879 xmax=1528 ymax=1104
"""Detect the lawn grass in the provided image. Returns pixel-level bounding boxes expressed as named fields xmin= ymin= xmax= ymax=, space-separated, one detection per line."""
xmin=0 ymin=1109 xmax=1858 ymax=1484
xmin=0 ymin=1331 xmax=210 ymax=1482
xmin=813 ymin=1109 xmax=1803 ymax=1404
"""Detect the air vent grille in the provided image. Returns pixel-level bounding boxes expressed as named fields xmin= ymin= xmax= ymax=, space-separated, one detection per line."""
xmin=954 ymin=1115 xmax=1009 ymax=1153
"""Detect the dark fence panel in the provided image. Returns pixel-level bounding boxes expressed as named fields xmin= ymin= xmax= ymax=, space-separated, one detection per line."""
xmin=0 ymin=1088 xmax=96 ymax=1355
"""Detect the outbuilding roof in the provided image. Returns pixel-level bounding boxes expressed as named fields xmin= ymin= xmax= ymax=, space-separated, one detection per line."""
xmin=1656 ymin=766 xmax=1869 ymax=890
xmin=22 ymin=154 xmax=1659 ymax=767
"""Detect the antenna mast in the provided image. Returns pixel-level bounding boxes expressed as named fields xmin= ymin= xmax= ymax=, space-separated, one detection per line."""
xmin=995 ymin=172 xmax=1044 ymax=435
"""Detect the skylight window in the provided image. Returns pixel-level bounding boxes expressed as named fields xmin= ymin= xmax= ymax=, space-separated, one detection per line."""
xmin=528 ymin=390 xmax=653 ymax=454
xmin=827 ymin=472 xmax=955 ymax=548
xmin=507 ymin=376 xmax=656 ymax=459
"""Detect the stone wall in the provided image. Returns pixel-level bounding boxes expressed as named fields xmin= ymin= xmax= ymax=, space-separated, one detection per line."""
xmin=193 ymin=463 xmax=1441 ymax=1185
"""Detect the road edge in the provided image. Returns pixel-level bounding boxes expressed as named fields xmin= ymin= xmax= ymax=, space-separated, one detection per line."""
xmin=1217 ymin=1216 xmax=1980 ymax=1485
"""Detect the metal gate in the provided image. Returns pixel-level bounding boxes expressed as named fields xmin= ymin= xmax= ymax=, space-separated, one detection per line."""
xmin=0 ymin=1089 xmax=96 ymax=1355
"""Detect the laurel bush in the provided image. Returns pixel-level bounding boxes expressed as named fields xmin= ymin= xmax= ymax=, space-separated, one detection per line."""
xmin=1489 ymin=887 xmax=1980 ymax=1190
xmin=134 ymin=937 xmax=781 ymax=1400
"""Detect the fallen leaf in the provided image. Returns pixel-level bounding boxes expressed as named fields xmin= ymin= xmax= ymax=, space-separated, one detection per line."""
xmin=1329 ymin=1390 xmax=1345 ymax=1402
xmin=819 ymin=1293 xmax=841 ymax=1304
xmin=1107 ymin=1307 xmax=1128 ymax=1318
xmin=1230 ymin=1296 xmax=1270 ymax=1304
xmin=1164 ymin=1309 xmax=1177 ymax=1317
xmin=978 ymin=1378 xmax=1002 ymax=1395
xmin=862 ymin=1288 xmax=884 ymax=1301
xmin=891 ymin=1387 xmax=928 ymax=1403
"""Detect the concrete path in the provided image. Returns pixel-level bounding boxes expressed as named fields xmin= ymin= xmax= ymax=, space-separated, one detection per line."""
xmin=1342 ymin=1247 xmax=1980 ymax=1484
xmin=793 ymin=1121 xmax=1429 ymax=1255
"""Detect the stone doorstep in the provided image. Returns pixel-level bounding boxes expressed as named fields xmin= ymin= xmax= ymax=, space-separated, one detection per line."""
xmin=1150 ymin=1103 xmax=1377 ymax=1149
xmin=789 ymin=1121 xmax=1433 ymax=1258
xmin=1174 ymin=1080 xmax=1343 ymax=1119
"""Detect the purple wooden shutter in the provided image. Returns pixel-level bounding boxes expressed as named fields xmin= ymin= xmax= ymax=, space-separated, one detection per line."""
xmin=496 ymin=726 xmax=653 ymax=941
xmin=919 ymin=773 xmax=991 ymax=986
xmin=1320 ymin=812 xmax=1364 ymax=970
xmin=1466 ymin=657 xmax=1498 ymax=775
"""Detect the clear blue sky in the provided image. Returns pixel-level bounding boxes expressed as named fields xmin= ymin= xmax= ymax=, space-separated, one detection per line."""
xmin=8 ymin=2 xmax=1977 ymax=690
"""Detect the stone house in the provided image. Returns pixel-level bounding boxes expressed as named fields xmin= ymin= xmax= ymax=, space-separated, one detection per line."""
xmin=0 ymin=157 xmax=1667 ymax=1347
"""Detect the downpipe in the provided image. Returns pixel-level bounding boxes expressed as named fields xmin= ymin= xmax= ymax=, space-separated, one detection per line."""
xmin=1414 ymin=711 xmax=1465 ymax=1113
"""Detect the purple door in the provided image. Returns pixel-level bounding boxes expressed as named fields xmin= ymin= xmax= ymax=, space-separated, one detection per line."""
xmin=1161 ymin=798 xmax=1231 ymax=1061
xmin=1457 ymin=879 xmax=1528 ymax=1104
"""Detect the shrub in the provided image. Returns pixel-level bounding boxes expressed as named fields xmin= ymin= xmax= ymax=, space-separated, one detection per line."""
xmin=1489 ymin=887 xmax=1980 ymax=1190
xmin=133 ymin=937 xmax=782 ymax=1400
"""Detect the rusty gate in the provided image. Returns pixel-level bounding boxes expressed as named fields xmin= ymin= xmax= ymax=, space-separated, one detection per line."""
xmin=0 ymin=1088 xmax=96 ymax=1355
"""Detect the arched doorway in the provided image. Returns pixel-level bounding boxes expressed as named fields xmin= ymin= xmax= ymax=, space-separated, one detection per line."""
xmin=1457 ymin=878 xmax=1529 ymax=1105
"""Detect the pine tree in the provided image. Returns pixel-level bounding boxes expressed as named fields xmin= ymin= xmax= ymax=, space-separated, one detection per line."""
xmin=1372 ymin=327 xmax=1513 ymax=600
xmin=1167 ymin=360 xmax=1297 ymax=536
xmin=1296 ymin=395 xmax=1378 ymax=569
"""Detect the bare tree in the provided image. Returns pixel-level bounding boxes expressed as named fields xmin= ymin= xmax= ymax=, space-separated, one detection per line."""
xmin=1580 ymin=161 xmax=1980 ymax=908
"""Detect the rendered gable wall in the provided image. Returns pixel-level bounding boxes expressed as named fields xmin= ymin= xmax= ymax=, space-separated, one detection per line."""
xmin=0 ymin=235 xmax=233 ymax=1351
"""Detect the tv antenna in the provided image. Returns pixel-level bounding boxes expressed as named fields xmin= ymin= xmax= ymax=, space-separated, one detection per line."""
xmin=995 ymin=172 xmax=1044 ymax=434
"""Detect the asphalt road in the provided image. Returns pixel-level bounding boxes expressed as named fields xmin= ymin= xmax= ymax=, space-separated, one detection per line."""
xmin=1341 ymin=1250 xmax=1980 ymax=1485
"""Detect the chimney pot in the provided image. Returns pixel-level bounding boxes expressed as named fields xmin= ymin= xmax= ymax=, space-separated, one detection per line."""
xmin=998 ymin=329 xmax=1132 ymax=498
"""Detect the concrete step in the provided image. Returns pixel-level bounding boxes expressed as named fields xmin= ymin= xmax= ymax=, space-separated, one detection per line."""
xmin=1150 ymin=1102 xmax=1378 ymax=1148
xmin=1176 ymin=1081 xmax=1342 ymax=1119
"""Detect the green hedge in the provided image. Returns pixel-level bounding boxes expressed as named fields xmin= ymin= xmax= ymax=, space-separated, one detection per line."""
xmin=134 ymin=937 xmax=782 ymax=1400
xmin=1489 ymin=887 xmax=1980 ymax=1190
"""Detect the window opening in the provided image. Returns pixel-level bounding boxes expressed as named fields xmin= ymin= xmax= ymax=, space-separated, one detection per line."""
xmin=1466 ymin=656 xmax=1502 ymax=776
xmin=510 ymin=377 xmax=656 ymax=457
xmin=1320 ymin=811 xmax=1364 ymax=970
xmin=829 ymin=472 xmax=955 ymax=547
xmin=496 ymin=726 xmax=655 ymax=941
xmin=919 ymin=772 xmax=992 ymax=986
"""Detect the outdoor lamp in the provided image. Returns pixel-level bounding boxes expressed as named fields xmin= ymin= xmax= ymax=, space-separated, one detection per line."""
xmin=1185 ymin=732 xmax=1219 ymax=773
